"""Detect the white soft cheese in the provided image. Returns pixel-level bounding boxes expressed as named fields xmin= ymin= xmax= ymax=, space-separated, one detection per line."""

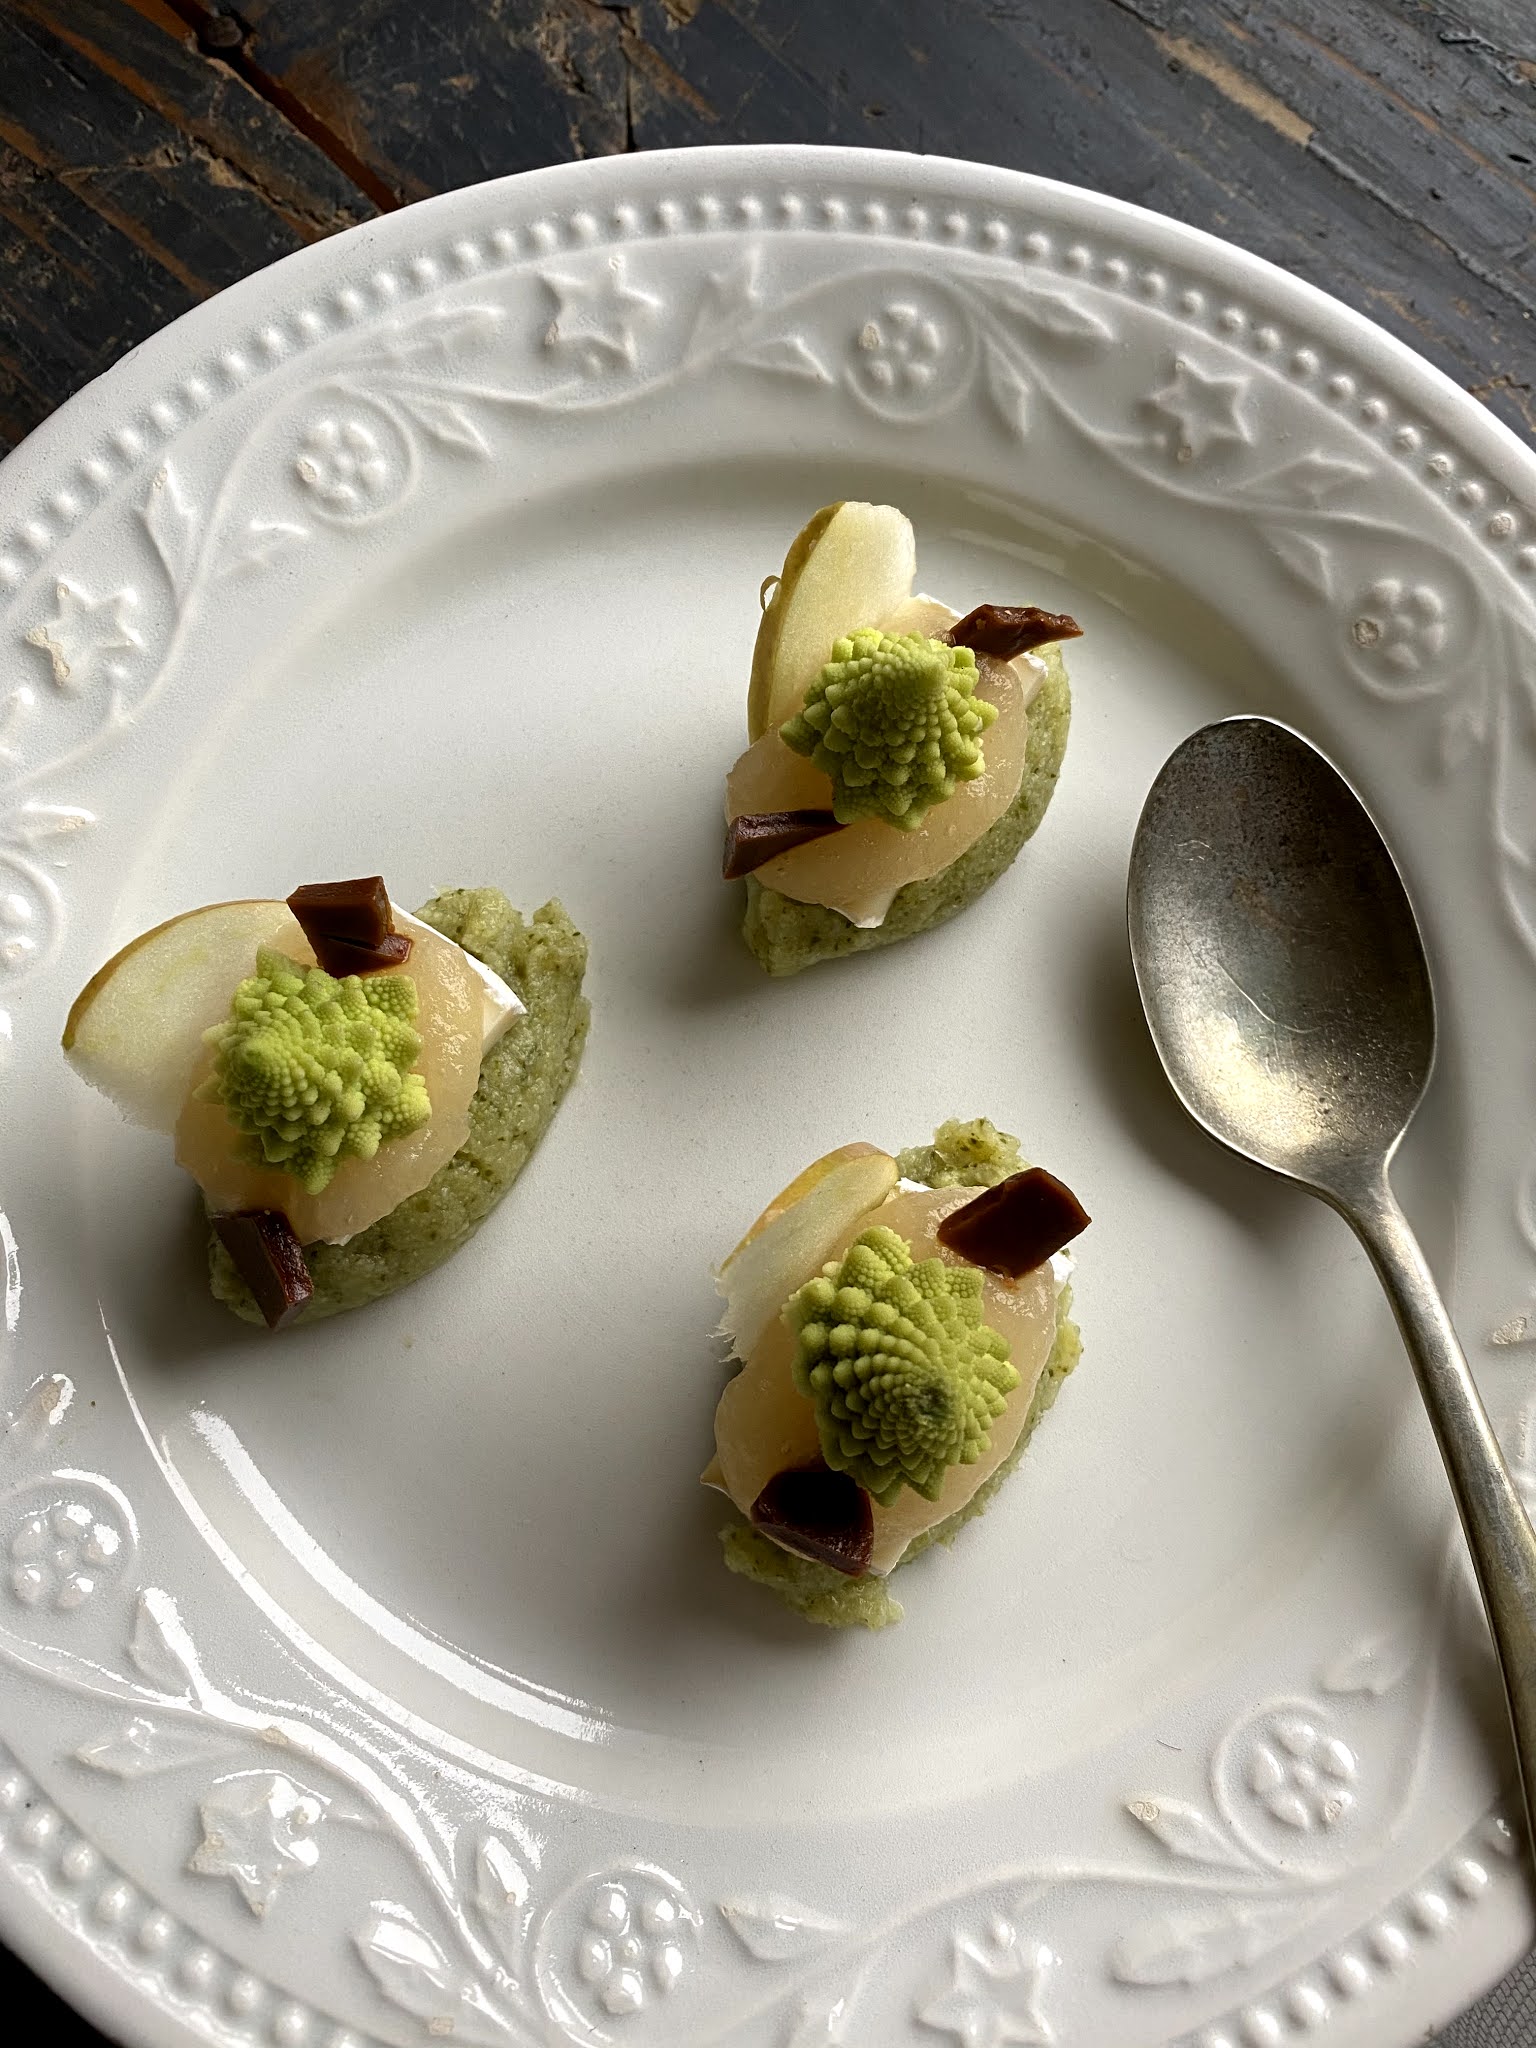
xmin=391 ymin=905 xmax=524 ymax=1054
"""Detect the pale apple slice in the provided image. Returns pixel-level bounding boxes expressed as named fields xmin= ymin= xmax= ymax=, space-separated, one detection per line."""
xmin=727 ymin=598 xmax=1037 ymax=927
xmin=747 ymin=501 xmax=917 ymax=741
xmin=716 ymin=1142 xmax=897 ymax=1359
xmin=63 ymin=899 xmax=294 ymax=1133
xmin=174 ymin=910 xmax=482 ymax=1246
xmin=710 ymin=1185 xmax=1058 ymax=1575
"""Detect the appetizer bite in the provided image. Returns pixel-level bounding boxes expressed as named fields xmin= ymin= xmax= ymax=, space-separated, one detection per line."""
xmin=63 ymin=880 xmax=588 ymax=1328
xmin=704 ymin=1119 xmax=1088 ymax=1628
xmin=725 ymin=503 xmax=1082 ymax=974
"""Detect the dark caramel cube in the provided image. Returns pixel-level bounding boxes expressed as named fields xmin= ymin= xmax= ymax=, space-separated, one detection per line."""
xmin=944 ymin=604 xmax=1083 ymax=660
xmin=751 ymin=1463 xmax=874 ymax=1577
xmin=212 ymin=1211 xmax=314 ymax=1331
xmin=937 ymin=1167 xmax=1090 ymax=1279
xmin=288 ymin=876 xmax=393 ymax=949
xmin=308 ymin=930 xmax=413 ymax=978
xmin=724 ymin=810 xmax=845 ymax=881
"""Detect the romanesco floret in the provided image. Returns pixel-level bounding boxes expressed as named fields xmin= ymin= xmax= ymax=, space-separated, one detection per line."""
xmin=896 ymin=1117 xmax=1025 ymax=1189
xmin=784 ymin=1225 xmax=1017 ymax=1505
xmin=778 ymin=628 xmax=998 ymax=831
xmin=200 ymin=948 xmax=430 ymax=1195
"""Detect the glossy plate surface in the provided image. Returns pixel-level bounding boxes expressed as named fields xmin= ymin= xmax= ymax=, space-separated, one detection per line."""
xmin=1 ymin=146 xmax=1535 ymax=2048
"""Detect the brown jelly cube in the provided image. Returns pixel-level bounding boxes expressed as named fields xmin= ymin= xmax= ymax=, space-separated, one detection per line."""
xmin=944 ymin=604 xmax=1083 ymax=660
xmin=288 ymin=876 xmax=393 ymax=949
xmin=212 ymin=1211 xmax=314 ymax=1331
xmin=750 ymin=1463 xmax=874 ymax=1577
xmin=307 ymin=930 xmax=413 ymax=978
xmin=724 ymin=809 xmax=845 ymax=881
xmin=937 ymin=1167 xmax=1090 ymax=1279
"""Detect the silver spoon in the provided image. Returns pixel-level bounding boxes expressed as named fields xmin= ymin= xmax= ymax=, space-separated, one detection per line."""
xmin=1128 ymin=714 xmax=1536 ymax=1844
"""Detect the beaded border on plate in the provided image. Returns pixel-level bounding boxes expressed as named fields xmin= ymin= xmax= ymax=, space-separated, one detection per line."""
xmin=0 ymin=1737 xmax=1521 ymax=2048
xmin=1190 ymin=1812 xmax=1522 ymax=2048
xmin=0 ymin=1745 xmax=378 ymax=2048
xmin=0 ymin=190 xmax=1532 ymax=599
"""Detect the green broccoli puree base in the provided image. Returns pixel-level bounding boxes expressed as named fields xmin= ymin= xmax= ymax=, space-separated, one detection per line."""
xmin=208 ymin=889 xmax=589 ymax=1325
xmin=721 ymin=1287 xmax=1081 ymax=1630
xmin=894 ymin=1116 xmax=1023 ymax=1189
xmin=741 ymin=642 xmax=1071 ymax=976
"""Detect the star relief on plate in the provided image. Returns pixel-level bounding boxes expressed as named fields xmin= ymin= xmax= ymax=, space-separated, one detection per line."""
xmin=540 ymin=253 xmax=662 ymax=373
xmin=1144 ymin=357 xmax=1251 ymax=463
xmin=24 ymin=580 xmax=141 ymax=693
xmin=917 ymin=1920 xmax=1056 ymax=2048
xmin=187 ymin=1772 xmax=329 ymax=1917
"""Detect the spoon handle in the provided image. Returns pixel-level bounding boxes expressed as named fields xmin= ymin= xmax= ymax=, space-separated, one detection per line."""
xmin=1348 ymin=1169 xmax=1536 ymax=1837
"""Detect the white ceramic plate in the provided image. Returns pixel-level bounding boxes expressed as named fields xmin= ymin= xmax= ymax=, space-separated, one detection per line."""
xmin=2 ymin=145 xmax=1535 ymax=2048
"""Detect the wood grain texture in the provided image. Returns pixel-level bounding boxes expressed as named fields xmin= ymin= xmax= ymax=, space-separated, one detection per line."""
xmin=1 ymin=0 xmax=1530 ymax=453
xmin=0 ymin=5 xmax=1533 ymax=2046
xmin=0 ymin=0 xmax=372 ymax=449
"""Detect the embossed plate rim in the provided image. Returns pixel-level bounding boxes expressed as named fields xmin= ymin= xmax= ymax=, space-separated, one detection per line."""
xmin=2 ymin=144 xmax=1536 ymax=2048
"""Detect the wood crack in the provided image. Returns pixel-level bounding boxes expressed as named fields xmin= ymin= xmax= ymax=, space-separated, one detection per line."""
xmin=1437 ymin=25 xmax=1536 ymax=90
xmin=1466 ymin=370 xmax=1536 ymax=437
xmin=1307 ymin=135 xmax=1536 ymax=323
xmin=1104 ymin=0 xmax=1171 ymax=29
xmin=533 ymin=0 xmax=715 ymax=159
xmin=156 ymin=131 xmax=363 ymax=238
xmin=156 ymin=0 xmax=403 ymax=209
xmin=0 ymin=111 xmax=213 ymax=295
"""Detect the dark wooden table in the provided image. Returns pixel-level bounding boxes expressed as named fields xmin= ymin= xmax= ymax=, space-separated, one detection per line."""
xmin=1 ymin=1 xmax=1533 ymax=2041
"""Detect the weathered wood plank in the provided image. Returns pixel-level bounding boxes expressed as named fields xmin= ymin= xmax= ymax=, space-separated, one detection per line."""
xmin=630 ymin=0 xmax=1536 ymax=443
xmin=0 ymin=126 xmax=197 ymax=447
xmin=12 ymin=0 xmax=376 ymax=234
xmin=0 ymin=0 xmax=374 ymax=451
xmin=2 ymin=1 xmax=1531 ymax=451
xmin=1125 ymin=1 xmax=1536 ymax=423
xmin=220 ymin=0 xmax=654 ymax=193
xmin=201 ymin=0 xmax=1533 ymax=447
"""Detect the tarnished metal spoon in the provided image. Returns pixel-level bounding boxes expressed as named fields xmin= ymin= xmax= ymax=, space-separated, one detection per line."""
xmin=1128 ymin=714 xmax=1536 ymax=1843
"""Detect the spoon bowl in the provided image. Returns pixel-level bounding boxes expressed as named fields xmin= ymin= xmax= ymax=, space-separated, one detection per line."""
xmin=1128 ymin=716 xmax=1435 ymax=1203
xmin=1129 ymin=714 xmax=1536 ymax=1859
